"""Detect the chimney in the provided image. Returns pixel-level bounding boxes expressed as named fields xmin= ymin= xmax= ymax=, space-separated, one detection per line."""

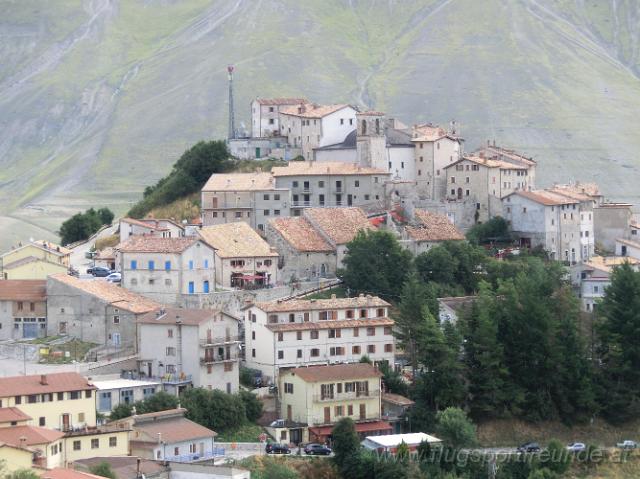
xmin=40 ymin=374 xmax=47 ymax=386
xmin=19 ymin=436 xmax=27 ymax=448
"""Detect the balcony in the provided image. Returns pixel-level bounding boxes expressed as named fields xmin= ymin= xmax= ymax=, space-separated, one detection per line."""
xmin=200 ymin=351 xmax=239 ymax=365
xmin=199 ymin=335 xmax=241 ymax=347
xmin=313 ymin=389 xmax=380 ymax=402
xmin=311 ymin=414 xmax=382 ymax=426
xmin=291 ymin=201 xmax=313 ymax=207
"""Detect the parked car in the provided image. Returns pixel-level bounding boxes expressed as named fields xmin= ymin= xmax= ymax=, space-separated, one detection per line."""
xmin=106 ymin=272 xmax=121 ymax=283
xmin=616 ymin=440 xmax=637 ymax=449
xmin=304 ymin=443 xmax=332 ymax=455
xmin=517 ymin=442 xmax=541 ymax=453
xmin=566 ymin=442 xmax=586 ymax=452
xmin=270 ymin=419 xmax=286 ymax=428
xmin=265 ymin=443 xmax=290 ymax=454
xmin=88 ymin=266 xmax=112 ymax=277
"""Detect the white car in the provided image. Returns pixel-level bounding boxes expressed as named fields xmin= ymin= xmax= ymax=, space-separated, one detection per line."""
xmin=106 ymin=272 xmax=121 ymax=283
xmin=566 ymin=442 xmax=586 ymax=452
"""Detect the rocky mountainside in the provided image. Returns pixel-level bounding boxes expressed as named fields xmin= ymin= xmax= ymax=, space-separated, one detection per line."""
xmin=1 ymin=0 xmax=639 ymax=248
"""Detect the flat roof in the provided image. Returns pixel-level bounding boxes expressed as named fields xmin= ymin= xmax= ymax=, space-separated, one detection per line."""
xmin=91 ymin=378 xmax=162 ymax=390
xmin=363 ymin=432 xmax=441 ymax=448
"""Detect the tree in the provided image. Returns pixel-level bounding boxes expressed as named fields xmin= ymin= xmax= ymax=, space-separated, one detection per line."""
xmin=435 ymin=407 xmax=477 ymax=449
xmin=396 ymin=440 xmax=410 ymax=461
xmin=59 ymin=207 xmax=114 ymax=245
xmin=596 ymin=262 xmax=640 ymax=423
xmin=415 ymin=242 xmax=487 ymax=294
xmin=359 ymin=354 xmax=372 ymax=364
xmin=332 ymin=418 xmax=361 ymax=472
xmin=137 ymin=391 xmax=179 ymax=414
xmin=466 ymin=216 xmax=511 ymax=244
xmin=527 ymin=469 xmax=559 ymax=479
xmin=379 ymin=361 xmax=408 ymax=397
xmin=7 ymin=471 xmax=41 ymax=479
xmin=415 ymin=246 xmax=457 ymax=286
xmin=239 ymin=390 xmax=263 ymax=422
xmin=109 ymin=403 xmax=133 ymax=420
xmin=97 ymin=207 xmax=115 ymax=225
xmin=181 ymin=388 xmax=246 ymax=432
xmin=340 ymin=230 xmax=412 ymax=301
xmin=543 ymin=439 xmax=570 ymax=475
xmin=89 ymin=461 xmax=117 ymax=479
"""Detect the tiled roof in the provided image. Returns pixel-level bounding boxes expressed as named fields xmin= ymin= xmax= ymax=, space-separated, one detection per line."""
xmin=255 ymin=98 xmax=307 ymax=106
xmin=120 ymin=217 xmax=158 ymax=230
xmin=137 ymin=308 xmax=216 ymax=326
xmin=280 ymin=103 xmax=353 ymax=118
xmin=266 ymin=317 xmax=394 ymax=332
xmin=583 ymin=255 xmax=640 ymax=274
xmin=408 ymin=210 xmax=465 ymax=242
xmin=0 ymin=372 xmax=95 ymax=397
xmin=199 ymin=223 xmax=278 ymax=258
xmin=382 ymin=393 xmax=415 ymax=407
xmin=285 ymin=363 xmax=382 ymax=383
xmin=411 ymin=123 xmax=460 ymax=142
xmin=95 ymin=247 xmax=115 ymax=260
xmin=269 ymin=217 xmax=333 ymax=252
xmin=2 ymin=256 xmax=66 ymax=271
xmin=272 ymin=161 xmax=388 ymax=177
xmin=0 ymin=280 xmax=46 ymax=301
xmin=0 ymin=425 xmax=64 ymax=446
xmin=202 ymin=172 xmax=276 ymax=191
xmin=616 ymin=238 xmax=640 ymax=248
xmin=33 ymin=240 xmax=71 ymax=256
xmin=254 ymin=295 xmax=390 ymax=312
xmin=118 ymin=236 xmax=199 ymax=253
xmin=73 ymin=457 xmax=165 ymax=479
xmin=41 ymin=468 xmax=109 ymax=479
xmin=49 ymin=273 xmax=161 ymax=314
xmin=0 ymin=407 xmax=32 ymax=423
xmin=132 ymin=416 xmax=216 ymax=444
xmin=549 ymin=183 xmax=601 ymax=201
xmin=357 ymin=111 xmax=385 ymax=116
xmin=447 ymin=155 xmax=529 ymax=170
xmin=508 ymin=190 xmax=578 ymax=206
xmin=305 ymin=208 xmax=372 ymax=245
xmin=476 ymin=145 xmax=536 ymax=166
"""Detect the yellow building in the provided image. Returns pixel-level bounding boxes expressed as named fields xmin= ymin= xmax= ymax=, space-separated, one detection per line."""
xmin=1 ymin=241 xmax=70 ymax=280
xmin=0 ymin=425 xmax=65 ymax=469
xmin=278 ymin=363 xmax=391 ymax=444
xmin=60 ymin=427 xmax=130 ymax=465
xmin=0 ymin=442 xmax=35 ymax=473
xmin=0 ymin=373 xmax=97 ymax=430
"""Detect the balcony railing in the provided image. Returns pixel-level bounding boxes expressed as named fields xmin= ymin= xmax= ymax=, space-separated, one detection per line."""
xmin=165 ymin=447 xmax=225 ymax=463
xmin=291 ymin=201 xmax=313 ymax=207
xmin=311 ymin=414 xmax=383 ymax=426
xmin=313 ymin=390 xmax=380 ymax=402
xmin=199 ymin=335 xmax=241 ymax=346
xmin=200 ymin=352 xmax=239 ymax=364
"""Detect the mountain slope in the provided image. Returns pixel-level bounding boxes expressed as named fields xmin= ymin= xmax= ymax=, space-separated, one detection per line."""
xmin=0 ymin=0 xmax=639 ymax=249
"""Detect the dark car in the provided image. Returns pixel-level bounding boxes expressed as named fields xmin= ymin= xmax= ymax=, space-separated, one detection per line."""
xmin=265 ymin=443 xmax=290 ymax=454
xmin=517 ymin=442 xmax=541 ymax=453
xmin=304 ymin=443 xmax=332 ymax=455
xmin=88 ymin=266 xmax=112 ymax=277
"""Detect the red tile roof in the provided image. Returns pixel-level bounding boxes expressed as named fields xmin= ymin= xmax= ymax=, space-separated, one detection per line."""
xmin=305 ymin=208 xmax=372 ymax=245
xmin=280 ymin=103 xmax=353 ymax=118
xmin=137 ymin=308 xmax=217 ymax=326
xmin=0 ymin=407 xmax=32 ymax=423
xmin=254 ymin=295 xmax=390 ymax=312
xmin=266 ymin=317 xmax=394 ymax=332
xmin=382 ymin=393 xmax=415 ymax=407
xmin=41 ymin=469 xmax=109 ymax=479
xmin=118 ymin=236 xmax=200 ymax=253
xmin=284 ymin=363 xmax=382 ymax=383
xmin=0 ymin=372 xmax=95 ymax=397
xmin=269 ymin=217 xmax=334 ymax=252
xmin=271 ymin=161 xmax=388 ymax=177
xmin=255 ymin=98 xmax=307 ymax=106
xmin=0 ymin=425 xmax=64 ymax=446
xmin=0 ymin=280 xmax=46 ymax=301
xmin=509 ymin=190 xmax=578 ymax=206
xmin=408 ymin=210 xmax=465 ymax=242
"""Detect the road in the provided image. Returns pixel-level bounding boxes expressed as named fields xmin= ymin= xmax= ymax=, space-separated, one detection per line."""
xmin=0 ymin=353 xmax=89 ymax=377
xmin=69 ymin=223 xmax=118 ymax=272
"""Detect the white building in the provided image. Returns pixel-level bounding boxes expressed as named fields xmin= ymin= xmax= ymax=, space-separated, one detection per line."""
xmin=279 ymin=103 xmax=357 ymax=160
xmin=244 ymin=294 xmax=395 ymax=383
xmin=361 ymin=432 xmax=441 ymax=454
xmin=251 ymin=98 xmax=307 ymax=138
xmin=92 ymin=377 xmax=162 ymax=416
xmin=119 ymin=237 xmax=216 ymax=304
xmin=119 ymin=218 xmax=186 ymax=244
xmin=616 ymin=238 xmax=640 ymax=259
xmin=137 ymin=307 xmax=241 ymax=394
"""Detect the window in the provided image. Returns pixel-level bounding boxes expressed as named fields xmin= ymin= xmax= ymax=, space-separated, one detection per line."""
xmin=278 ymin=350 xmax=284 ymax=359
xmin=367 ymin=345 xmax=376 ymax=353
xmin=328 ymin=328 xmax=341 ymax=338
xmin=268 ymin=314 xmax=278 ymax=323
xmin=360 ymin=309 xmax=367 ymax=318
xmin=70 ymin=391 xmax=80 ymax=400
xmin=292 ymin=181 xmax=299 ymax=188
xmin=57 ymin=392 xmax=63 ymax=401
xmin=318 ymin=181 xmax=325 ymax=188
xmin=335 ymin=405 xmax=344 ymax=417
xmin=384 ymin=326 xmax=392 ymax=335
xmin=39 ymin=417 xmax=45 ymax=426
xmin=277 ymin=332 xmax=284 ymax=342
xmin=311 ymin=330 xmax=319 ymax=339
xmin=28 ymin=395 xmax=38 ymax=404
xmin=310 ymin=348 xmax=320 ymax=357
xmin=289 ymin=313 xmax=295 ymax=323
xmin=297 ymin=349 xmax=302 ymax=358
xmin=174 ymin=447 xmax=180 ymax=456
xmin=166 ymin=347 xmax=176 ymax=356
xmin=274 ymin=194 xmax=280 ymax=200
xmin=367 ymin=327 xmax=375 ymax=336
xmin=188 ymin=281 xmax=194 ymax=294
xmin=264 ymin=194 xmax=270 ymax=200
xmin=348 ymin=405 xmax=353 ymax=415
xmin=51 ymin=444 xmax=58 ymax=455
xmin=30 ymin=302 xmax=35 ymax=312
xmin=168 ymin=328 xmax=174 ymax=338
xmin=451 ymin=177 xmax=456 ymax=184
xmin=165 ymin=260 xmax=171 ymax=271
xmin=130 ymin=260 xmax=137 ymax=270
xmin=297 ymin=331 xmax=302 ymax=340
xmin=148 ymin=260 xmax=155 ymax=270
xmin=274 ymin=209 xmax=280 ymax=216
xmin=224 ymin=362 xmax=233 ymax=372
xmin=109 ymin=436 xmax=117 ymax=447
xmin=384 ymin=344 xmax=393 ymax=353
xmin=235 ymin=211 xmax=242 ymax=218
xmin=352 ymin=345 xmax=361 ymax=354
xmin=113 ymin=315 xmax=120 ymax=324
xmin=252 ymin=348 xmax=256 ymax=358
xmin=91 ymin=439 xmax=99 ymax=449
xmin=264 ymin=210 xmax=270 ymax=216
xmin=284 ymin=383 xmax=294 ymax=394
xmin=353 ymin=327 xmax=359 ymax=337
xmin=330 ymin=346 xmax=344 ymax=356
xmin=203 ymin=280 xmax=210 ymax=293
xmin=346 ymin=309 xmax=354 ymax=319
xmin=85 ymin=390 xmax=92 ymax=398
xmin=73 ymin=440 xmax=81 ymax=451
xmin=355 ymin=180 xmax=360 ymax=187
xmin=377 ymin=308 xmax=384 ymax=317
xmin=319 ymin=194 xmax=325 ymax=206
xmin=188 ymin=260 xmax=194 ymax=270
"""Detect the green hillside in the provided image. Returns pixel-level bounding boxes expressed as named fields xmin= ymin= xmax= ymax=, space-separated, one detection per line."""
xmin=1 ymin=0 xmax=639 ymax=249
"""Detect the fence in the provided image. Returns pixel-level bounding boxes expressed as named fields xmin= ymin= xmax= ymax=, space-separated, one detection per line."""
xmin=165 ymin=447 xmax=225 ymax=462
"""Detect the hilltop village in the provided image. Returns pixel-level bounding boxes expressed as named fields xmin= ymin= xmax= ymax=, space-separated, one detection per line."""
xmin=0 ymin=96 xmax=639 ymax=479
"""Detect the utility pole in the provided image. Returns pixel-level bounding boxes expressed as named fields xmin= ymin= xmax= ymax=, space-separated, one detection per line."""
xmin=227 ymin=65 xmax=236 ymax=141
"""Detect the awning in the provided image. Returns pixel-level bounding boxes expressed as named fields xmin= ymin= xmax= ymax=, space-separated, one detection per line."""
xmin=309 ymin=421 xmax=392 ymax=438
xmin=240 ymin=274 xmax=265 ymax=281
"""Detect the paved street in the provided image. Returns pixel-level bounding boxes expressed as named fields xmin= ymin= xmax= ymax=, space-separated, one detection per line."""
xmin=69 ymin=223 xmax=118 ymax=272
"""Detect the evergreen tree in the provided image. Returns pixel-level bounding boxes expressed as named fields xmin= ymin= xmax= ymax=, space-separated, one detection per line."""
xmin=332 ymin=418 xmax=361 ymax=473
xmin=596 ymin=262 xmax=640 ymax=423
xmin=435 ymin=407 xmax=477 ymax=449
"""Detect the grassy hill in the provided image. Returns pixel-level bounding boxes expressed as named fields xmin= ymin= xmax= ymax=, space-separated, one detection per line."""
xmin=1 ymin=0 xmax=639 ymax=249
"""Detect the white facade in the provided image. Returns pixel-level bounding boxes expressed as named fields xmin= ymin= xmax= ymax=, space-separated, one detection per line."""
xmin=119 ymin=218 xmax=185 ymax=244
xmin=617 ymin=238 xmax=640 ymax=259
xmin=251 ymin=98 xmax=306 ymax=138
xmin=244 ymin=295 xmax=395 ymax=382
xmin=93 ymin=378 xmax=161 ymax=415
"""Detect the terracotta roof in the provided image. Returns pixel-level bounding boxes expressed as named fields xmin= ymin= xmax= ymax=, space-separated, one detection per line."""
xmin=407 ymin=210 xmax=465 ymax=242
xmin=2 ymin=256 xmax=66 ymax=271
xmin=0 ymin=425 xmax=64 ymax=446
xmin=285 ymin=363 xmax=382 ymax=383
xmin=118 ymin=236 xmax=199 ymax=254
xmin=280 ymin=103 xmax=353 ymax=118
xmin=269 ymin=217 xmax=333 ymax=252
xmin=138 ymin=308 xmax=217 ymax=325
xmin=507 ymin=190 xmax=578 ymax=206
xmin=41 ymin=469 xmax=109 ymax=479
xmin=0 ymin=372 xmax=95 ymax=397
xmin=266 ymin=317 xmax=393 ymax=332
xmin=305 ymin=208 xmax=372 ymax=245
xmin=255 ymin=97 xmax=307 ymax=106
xmin=382 ymin=393 xmax=415 ymax=407
xmin=199 ymin=223 xmax=278 ymax=258
xmin=120 ymin=218 xmax=159 ymax=230
xmin=254 ymin=295 xmax=390 ymax=313
xmin=475 ymin=145 xmax=537 ymax=166
xmin=132 ymin=416 xmax=216 ymax=444
xmin=33 ymin=240 xmax=71 ymax=256
xmin=49 ymin=274 xmax=161 ymax=314
xmin=0 ymin=407 xmax=32 ymax=423
xmin=548 ymin=183 xmax=601 ymax=201
xmin=357 ymin=111 xmax=385 ymax=116
xmin=73 ymin=457 xmax=165 ymax=479
xmin=447 ymin=155 xmax=529 ymax=170
xmin=616 ymin=238 xmax=640 ymax=249
xmin=95 ymin=247 xmax=115 ymax=260
xmin=583 ymin=256 xmax=640 ymax=274
xmin=0 ymin=280 xmax=46 ymax=301
xmin=272 ymin=161 xmax=388 ymax=177
xmin=202 ymin=172 xmax=277 ymax=191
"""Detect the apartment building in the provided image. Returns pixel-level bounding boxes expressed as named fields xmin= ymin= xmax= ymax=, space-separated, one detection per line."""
xmin=278 ymin=363 xmax=392 ymax=444
xmin=198 ymin=222 xmax=278 ymax=289
xmin=503 ymin=190 xmax=581 ymax=262
xmin=279 ymin=103 xmax=357 ymax=160
xmin=271 ymin=161 xmax=389 ymax=215
xmin=244 ymin=294 xmax=395 ymax=382
xmin=0 ymin=280 xmax=47 ymax=340
xmin=200 ymin=172 xmax=291 ymax=231
xmin=251 ymin=97 xmax=307 ymax=138
xmin=119 ymin=236 xmax=215 ymax=304
xmin=137 ymin=307 xmax=241 ymax=394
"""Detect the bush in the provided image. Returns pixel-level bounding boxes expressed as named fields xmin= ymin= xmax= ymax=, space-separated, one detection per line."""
xmin=466 ymin=216 xmax=511 ymax=244
xmin=59 ymin=207 xmax=114 ymax=245
xmin=435 ymin=407 xmax=477 ymax=449
xmin=239 ymin=390 xmax=263 ymax=422
xmin=89 ymin=462 xmax=117 ymax=479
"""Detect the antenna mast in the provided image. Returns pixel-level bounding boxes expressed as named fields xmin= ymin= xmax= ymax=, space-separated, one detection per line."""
xmin=227 ymin=65 xmax=236 ymax=140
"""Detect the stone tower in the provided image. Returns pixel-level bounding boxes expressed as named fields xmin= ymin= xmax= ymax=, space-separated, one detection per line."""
xmin=356 ymin=111 xmax=387 ymax=171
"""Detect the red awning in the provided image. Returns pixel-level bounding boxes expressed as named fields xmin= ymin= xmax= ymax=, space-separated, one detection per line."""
xmin=369 ymin=216 xmax=385 ymax=227
xmin=309 ymin=421 xmax=392 ymax=439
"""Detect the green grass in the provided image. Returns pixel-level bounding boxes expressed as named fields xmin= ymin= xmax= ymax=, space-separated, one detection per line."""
xmin=216 ymin=422 xmax=265 ymax=443
xmin=39 ymin=339 xmax=97 ymax=364
xmin=303 ymin=285 xmax=348 ymax=300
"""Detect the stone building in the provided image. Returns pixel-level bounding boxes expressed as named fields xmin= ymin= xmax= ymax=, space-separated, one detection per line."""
xmin=0 ymin=280 xmax=47 ymax=340
xmin=251 ymin=97 xmax=307 ymax=138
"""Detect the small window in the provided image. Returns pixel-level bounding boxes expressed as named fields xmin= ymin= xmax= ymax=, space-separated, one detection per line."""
xmin=39 ymin=417 xmax=45 ymax=426
xmin=148 ymin=260 xmax=155 ymax=271
xmin=367 ymin=345 xmax=376 ymax=353
xmin=168 ymin=329 xmax=174 ymax=338
xmin=278 ymin=332 xmax=284 ymax=342
xmin=113 ymin=315 xmax=120 ymax=324
xmin=274 ymin=194 xmax=280 ymax=200
xmin=278 ymin=350 xmax=284 ymax=359
xmin=297 ymin=349 xmax=302 ymax=358
xmin=264 ymin=194 xmax=270 ymax=200
xmin=130 ymin=260 xmax=137 ymax=270
xmin=352 ymin=345 xmax=361 ymax=354
xmin=310 ymin=348 xmax=320 ymax=357
xmin=297 ymin=331 xmax=302 ymax=340
xmin=91 ymin=439 xmax=99 ymax=449
xmin=311 ymin=330 xmax=319 ymax=339
xmin=73 ymin=440 xmax=81 ymax=451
